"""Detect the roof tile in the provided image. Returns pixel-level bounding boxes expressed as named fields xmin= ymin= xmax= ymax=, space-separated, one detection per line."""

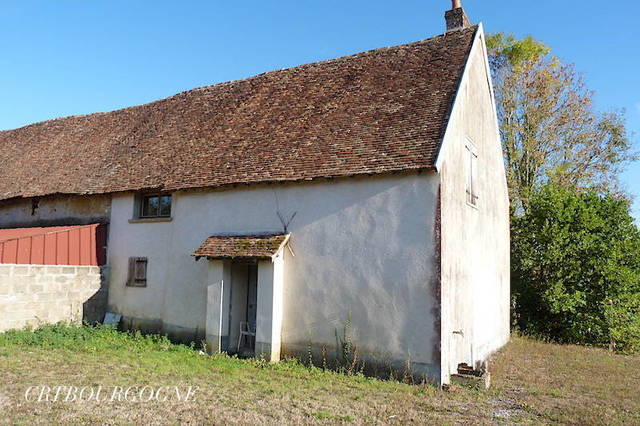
xmin=0 ymin=27 xmax=477 ymax=201
xmin=193 ymin=234 xmax=289 ymax=260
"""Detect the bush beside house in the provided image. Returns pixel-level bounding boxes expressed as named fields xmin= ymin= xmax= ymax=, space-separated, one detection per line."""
xmin=511 ymin=185 xmax=640 ymax=352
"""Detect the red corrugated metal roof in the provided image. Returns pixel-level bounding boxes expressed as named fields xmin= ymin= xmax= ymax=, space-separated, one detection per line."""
xmin=0 ymin=224 xmax=107 ymax=266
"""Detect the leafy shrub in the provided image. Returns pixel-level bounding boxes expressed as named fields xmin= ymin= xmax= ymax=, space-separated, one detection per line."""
xmin=512 ymin=185 xmax=640 ymax=352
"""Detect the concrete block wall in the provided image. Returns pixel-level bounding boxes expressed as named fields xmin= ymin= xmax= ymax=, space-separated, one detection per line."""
xmin=83 ymin=267 xmax=110 ymax=324
xmin=0 ymin=264 xmax=107 ymax=332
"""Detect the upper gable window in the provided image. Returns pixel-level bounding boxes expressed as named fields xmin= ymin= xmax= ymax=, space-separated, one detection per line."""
xmin=465 ymin=140 xmax=478 ymax=207
xmin=137 ymin=194 xmax=172 ymax=219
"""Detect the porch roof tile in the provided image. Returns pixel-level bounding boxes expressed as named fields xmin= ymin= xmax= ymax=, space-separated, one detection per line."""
xmin=192 ymin=234 xmax=289 ymax=260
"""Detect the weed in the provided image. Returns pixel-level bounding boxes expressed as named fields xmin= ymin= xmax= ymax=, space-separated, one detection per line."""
xmin=309 ymin=411 xmax=353 ymax=422
xmin=321 ymin=344 xmax=328 ymax=371
xmin=310 ymin=411 xmax=333 ymax=420
xmin=333 ymin=311 xmax=365 ymax=376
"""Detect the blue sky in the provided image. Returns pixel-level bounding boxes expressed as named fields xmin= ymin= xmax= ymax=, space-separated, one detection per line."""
xmin=1 ymin=1 xmax=638 ymax=218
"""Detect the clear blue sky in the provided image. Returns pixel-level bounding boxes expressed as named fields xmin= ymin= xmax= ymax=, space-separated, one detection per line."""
xmin=1 ymin=1 xmax=638 ymax=218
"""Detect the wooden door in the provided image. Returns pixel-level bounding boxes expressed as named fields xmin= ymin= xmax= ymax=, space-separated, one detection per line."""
xmin=246 ymin=264 xmax=258 ymax=334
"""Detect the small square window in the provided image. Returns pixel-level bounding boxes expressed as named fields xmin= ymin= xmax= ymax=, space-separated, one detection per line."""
xmin=127 ymin=257 xmax=148 ymax=287
xmin=138 ymin=194 xmax=172 ymax=218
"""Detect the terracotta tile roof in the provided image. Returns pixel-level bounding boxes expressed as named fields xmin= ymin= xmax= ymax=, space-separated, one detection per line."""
xmin=192 ymin=234 xmax=289 ymax=260
xmin=0 ymin=27 xmax=477 ymax=201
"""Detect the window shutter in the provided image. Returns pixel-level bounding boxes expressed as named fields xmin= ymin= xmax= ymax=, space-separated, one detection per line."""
xmin=127 ymin=257 xmax=148 ymax=287
xmin=127 ymin=257 xmax=135 ymax=286
xmin=134 ymin=257 xmax=147 ymax=281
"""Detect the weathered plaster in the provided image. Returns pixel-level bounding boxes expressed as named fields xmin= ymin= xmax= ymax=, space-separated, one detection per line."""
xmin=254 ymin=254 xmax=285 ymax=361
xmin=106 ymin=173 xmax=441 ymax=378
xmin=437 ymin=25 xmax=510 ymax=384
xmin=0 ymin=194 xmax=111 ymax=228
xmin=205 ymin=260 xmax=227 ymax=352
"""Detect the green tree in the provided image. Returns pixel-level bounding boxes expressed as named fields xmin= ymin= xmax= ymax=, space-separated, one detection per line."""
xmin=487 ymin=33 xmax=636 ymax=213
xmin=511 ymin=185 xmax=640 ymax=352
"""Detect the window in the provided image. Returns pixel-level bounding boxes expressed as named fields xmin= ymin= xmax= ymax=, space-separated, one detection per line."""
xmin=138 ymin=194 xmax=172 ymax=218
xmin=465 ymin=140 xmax=478 ymax=207
xmin=127 ymin=257 xmax=148 ymax=287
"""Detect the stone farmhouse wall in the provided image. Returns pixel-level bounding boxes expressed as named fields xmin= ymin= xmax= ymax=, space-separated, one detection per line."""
xmin=0 ymin=264 xmax=108 ymax=332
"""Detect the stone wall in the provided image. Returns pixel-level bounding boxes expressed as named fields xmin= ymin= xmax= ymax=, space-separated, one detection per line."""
xmin=0 ymin=264 xmax=108 ymax=332
xmin=0 ymin=194 xmax=111 ymax=229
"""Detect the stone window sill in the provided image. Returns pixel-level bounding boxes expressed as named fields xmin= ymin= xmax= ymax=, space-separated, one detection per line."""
xmin=128 ymin=217 xmax=173 ymax=224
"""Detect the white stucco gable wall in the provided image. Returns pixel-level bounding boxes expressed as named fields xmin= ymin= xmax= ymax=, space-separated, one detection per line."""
xmin=436 ymin=24 xmax=511 ymax=384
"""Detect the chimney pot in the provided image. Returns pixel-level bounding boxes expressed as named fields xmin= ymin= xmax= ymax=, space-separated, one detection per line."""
xmin=445 ymin=1 xmax=471 ymax=32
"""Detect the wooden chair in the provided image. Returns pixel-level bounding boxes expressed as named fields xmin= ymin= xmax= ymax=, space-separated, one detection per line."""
xmin=237 ymin=320 xmax=256 ymax=352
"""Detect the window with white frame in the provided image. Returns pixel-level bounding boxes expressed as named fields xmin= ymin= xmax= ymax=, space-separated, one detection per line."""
xmin=465 ymin=140 xmax=478 ymax=207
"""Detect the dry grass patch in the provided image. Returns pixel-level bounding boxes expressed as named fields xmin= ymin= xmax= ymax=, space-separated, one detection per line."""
xmin=490 ymin=336 xmax=640 ymax=424
xmin=0 ymin=325 xmax=638 ymax=424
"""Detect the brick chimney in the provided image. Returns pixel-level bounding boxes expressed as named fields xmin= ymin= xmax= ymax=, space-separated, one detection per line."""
xmin=445 ymin=0 xmax=471 ymax=32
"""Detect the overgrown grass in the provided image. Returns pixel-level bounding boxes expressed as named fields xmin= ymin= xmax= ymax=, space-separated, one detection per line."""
xmin=0 ymin=323 xmax=190 ymax=353
xmin=0 ymin=324 xmax=638 ymax=424
xmin=0 ymin=323 xmax=390 ymax=386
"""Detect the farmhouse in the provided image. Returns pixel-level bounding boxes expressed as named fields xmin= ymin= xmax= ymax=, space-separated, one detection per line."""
xmin=0 ymin=3 xmax=509 ymax=385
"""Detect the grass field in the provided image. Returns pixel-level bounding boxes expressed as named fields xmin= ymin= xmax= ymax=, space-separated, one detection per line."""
xmin=0 ymin=325 xmax=638 ymax=424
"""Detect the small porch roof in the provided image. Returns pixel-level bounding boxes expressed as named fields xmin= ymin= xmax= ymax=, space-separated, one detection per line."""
xmin=192 ymin=234 xmax=290 ymax=261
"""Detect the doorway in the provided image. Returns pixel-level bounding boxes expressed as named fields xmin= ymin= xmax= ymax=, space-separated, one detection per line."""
xmin=245 ymin=264 xmax=258 ymax=340
xmin=229 ymin=263 xmax=258 ymax=355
